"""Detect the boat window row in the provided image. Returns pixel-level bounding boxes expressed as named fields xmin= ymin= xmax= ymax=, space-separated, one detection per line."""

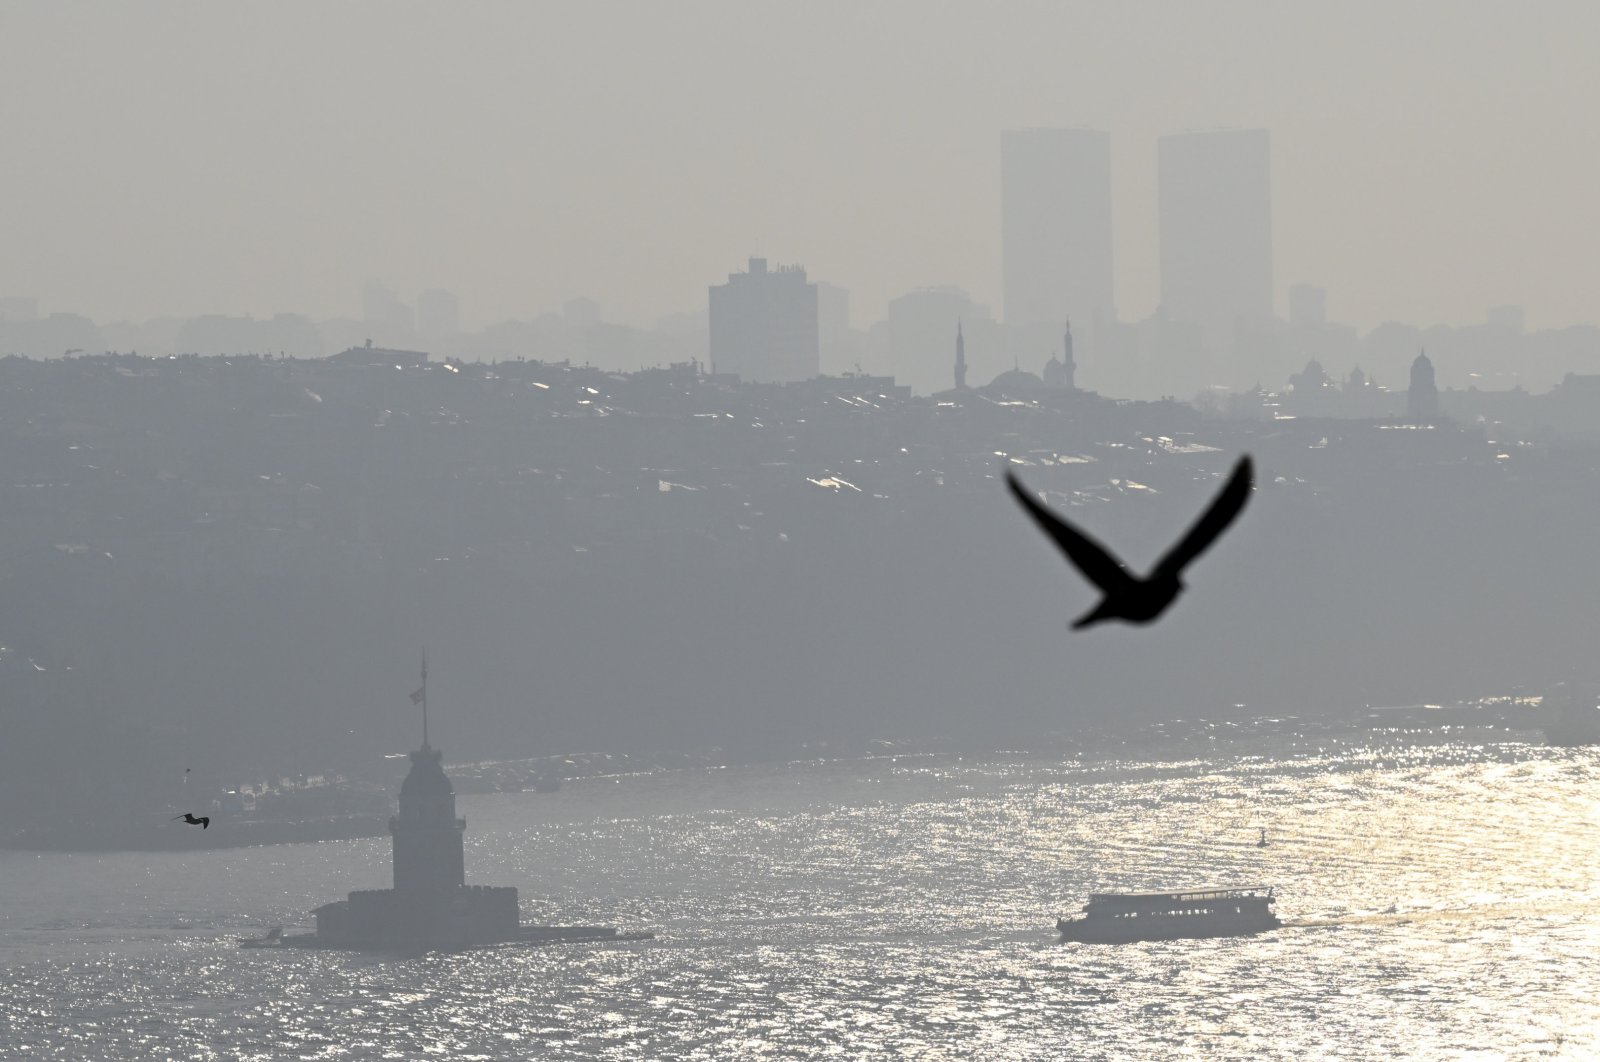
xmin=1105 ymin=905 xmax=1249 ymax=918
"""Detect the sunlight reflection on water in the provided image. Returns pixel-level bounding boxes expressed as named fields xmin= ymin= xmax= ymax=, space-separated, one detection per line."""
xmin=3 ymin=729 xmax=1598 ymax=1059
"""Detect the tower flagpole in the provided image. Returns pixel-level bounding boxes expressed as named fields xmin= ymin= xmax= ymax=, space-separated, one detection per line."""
xmin=421 ymin=649 xmax=429 ymax=749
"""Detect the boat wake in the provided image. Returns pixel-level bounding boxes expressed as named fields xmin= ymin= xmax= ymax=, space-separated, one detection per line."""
xmin=1284 ymin=898 xmax=1599 ymax=930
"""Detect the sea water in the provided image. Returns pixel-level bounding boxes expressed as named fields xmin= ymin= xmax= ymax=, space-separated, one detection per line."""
xmin=3 ymin=726 xmax=1597 ymax=1059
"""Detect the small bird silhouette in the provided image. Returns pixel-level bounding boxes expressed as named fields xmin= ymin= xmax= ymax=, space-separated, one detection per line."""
xmin=172 ymin=812 xmax=210 ymax=829
xmin=1006 ymin=456 xmax=1253 ymax=629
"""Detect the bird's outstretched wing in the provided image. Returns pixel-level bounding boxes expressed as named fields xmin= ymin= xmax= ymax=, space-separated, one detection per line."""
xmin=1006 ymin=471 xmax=1134 ymax=593
xmin=200 ymin=817 xmax=209 ymax=829
xmin=171 ymin=814 xmax=187 ymax=821
xmin=1152 ymin=456 xmax=1253 ymax=579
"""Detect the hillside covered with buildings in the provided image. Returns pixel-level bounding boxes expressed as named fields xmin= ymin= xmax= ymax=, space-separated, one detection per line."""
xmin=0 ymin=347 xmax=1594 ymax=830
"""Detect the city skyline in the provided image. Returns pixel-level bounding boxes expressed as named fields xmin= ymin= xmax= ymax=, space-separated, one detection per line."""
xmin=0 ymin=104 xmax=1573 ymax=354
xmin=4 ymin=261 xmax=1596 ymax=406
xmin=1 ymin=119 xmax=1584 ymax=344
xmin=0 ymin=119 xmax=1580 ymax=358
xmin=3 ymin=2 xmax=1598 ymax=333
xmin=12 ymin=5 xmax=1600 ymax=1057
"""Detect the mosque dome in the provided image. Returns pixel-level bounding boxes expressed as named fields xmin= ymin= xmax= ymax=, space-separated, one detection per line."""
xmin=984 ymin=367 xmax=1045 ymax=394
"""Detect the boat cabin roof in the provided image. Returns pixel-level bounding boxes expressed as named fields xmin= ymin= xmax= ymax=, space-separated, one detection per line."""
xmin=1088 ymin=885 xmax=1272 ymax=904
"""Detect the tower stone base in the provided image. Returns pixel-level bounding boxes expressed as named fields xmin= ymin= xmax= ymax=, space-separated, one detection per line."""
xmin=313 ymin=884 xmax=519 ymax=949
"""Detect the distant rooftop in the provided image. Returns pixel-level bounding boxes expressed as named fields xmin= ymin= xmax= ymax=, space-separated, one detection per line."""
xmin=326 ymin=344 xmax=432 ymax=366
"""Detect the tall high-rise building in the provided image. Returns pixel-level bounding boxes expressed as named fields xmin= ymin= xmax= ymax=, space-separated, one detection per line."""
xmin=1000 ymin=128 xmax=1114 ymax=361
xmin=708 ymin=257 xmax=818 ymax=383
xmin=1158 ymin=129 xmax=1273 ymax=344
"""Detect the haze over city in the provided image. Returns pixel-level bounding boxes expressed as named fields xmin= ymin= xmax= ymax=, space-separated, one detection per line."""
xmin=4 ymin=1 xmax=1598 ymax=332
xmin=7 ymin=3 xmax=1600 ymax=1059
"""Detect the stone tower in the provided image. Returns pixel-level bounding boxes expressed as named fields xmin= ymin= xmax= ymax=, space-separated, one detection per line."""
xmin=390 ymin=743 xmax=465 ymax=893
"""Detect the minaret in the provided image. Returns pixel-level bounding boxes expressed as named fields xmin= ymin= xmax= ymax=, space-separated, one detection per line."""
xmin=954 ymin=320 xmax=967 ymax=390
xmin=1061 ymin=319 xmax=1076 ymax=389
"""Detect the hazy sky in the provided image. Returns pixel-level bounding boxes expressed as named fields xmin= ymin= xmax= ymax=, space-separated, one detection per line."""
xmin=3 ymin=1 xmax=1597 ymax=332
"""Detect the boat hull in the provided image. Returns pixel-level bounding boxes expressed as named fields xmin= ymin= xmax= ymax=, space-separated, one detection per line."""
xmin=1057 ymin=912 xmax=1279 ymax=943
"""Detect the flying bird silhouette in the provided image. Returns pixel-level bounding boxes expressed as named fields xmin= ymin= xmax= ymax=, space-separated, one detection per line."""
xmin=172 ymin=812 xmax=210 ymax=829
xmin=1006 ymin=455 xmax=1253 ymax=629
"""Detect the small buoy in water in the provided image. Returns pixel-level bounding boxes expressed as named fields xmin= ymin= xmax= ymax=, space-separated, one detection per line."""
xmin=1257 ymin=827 xmax=1268 ymax=848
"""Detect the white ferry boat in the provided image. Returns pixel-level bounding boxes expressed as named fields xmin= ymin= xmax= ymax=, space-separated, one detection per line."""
xmin=1057 ymin=885 xmax=1279 ymax=943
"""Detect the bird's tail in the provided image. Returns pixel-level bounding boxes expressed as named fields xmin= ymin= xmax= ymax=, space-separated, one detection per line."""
xmin=1071 ymin=601 xmax=1112 ymax=629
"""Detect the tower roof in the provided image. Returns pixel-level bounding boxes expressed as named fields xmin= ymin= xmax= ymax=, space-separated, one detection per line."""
xmin=398 ymin=745 xmax=454 ymax=803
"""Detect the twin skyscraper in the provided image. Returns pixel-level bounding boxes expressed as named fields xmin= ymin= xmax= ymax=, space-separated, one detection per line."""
xmin=709 ymin=128 xmax=1273 ymax=391
xmin=1002 ymin=127 xmax=1273 ymax=371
